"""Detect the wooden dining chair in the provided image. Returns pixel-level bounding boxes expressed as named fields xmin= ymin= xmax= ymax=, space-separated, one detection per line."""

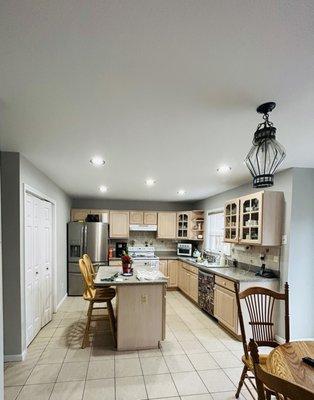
xmin=83 ymin=253 xmax=96 ymax=277
xmin=235 ymin=282 xmax=290 ymax=399
xmin=249 ymin=339 xmax=314 ymax=400
xmin=79 ymin=258 xmax=116 ymax=348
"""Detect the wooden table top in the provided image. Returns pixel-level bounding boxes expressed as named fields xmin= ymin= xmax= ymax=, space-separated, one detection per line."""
xmin=266 ymin=341 xmax=314 ymax=392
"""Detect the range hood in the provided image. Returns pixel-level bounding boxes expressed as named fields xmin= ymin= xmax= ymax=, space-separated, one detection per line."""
xmin=129 ymin=224 xmax=157 ymax=232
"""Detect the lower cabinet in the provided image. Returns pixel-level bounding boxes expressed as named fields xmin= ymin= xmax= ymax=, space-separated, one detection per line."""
xmin=168 ymin=260 xmax=179 ymax=287
xmin=159 ymin=260 xmax=168 ymax=282
xmin=178 ymin=262 xmax=198 ymax=302
xmin=214 ymin=282 xmax=238 ymax=334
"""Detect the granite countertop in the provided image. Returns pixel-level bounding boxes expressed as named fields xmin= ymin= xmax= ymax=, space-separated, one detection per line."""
xmin=94 ymin=266 xmax=167 ymax=286
xmin=108 ymin=253 xmax=278 ymax=283
xmin=177 ymin=257 xmax=278 ymax=283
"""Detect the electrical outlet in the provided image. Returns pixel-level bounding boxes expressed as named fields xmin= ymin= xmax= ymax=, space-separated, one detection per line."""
xmin=141 ymin=294 xmax=148 ymax=304
xmin=281 ymin=235 xmax=287 ymax=245
xmin=273 ymin=256 xmax=279 ymax=263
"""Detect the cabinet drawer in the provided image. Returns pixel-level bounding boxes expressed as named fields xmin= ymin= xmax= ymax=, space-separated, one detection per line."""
xmin=215 ymin=275 xmax=235 ymax=292
xmin=183 ymin=263 xmax=198 ymax=275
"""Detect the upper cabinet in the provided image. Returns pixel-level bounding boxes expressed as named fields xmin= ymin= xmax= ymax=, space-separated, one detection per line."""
xmin=177 ymin=211 xmax=204 ymax=241
xmin=130 ymin=211 xmax=144 ymax=225
xmin=129 ymin=211 xmax=158 ymax=225
xmin=144 ymin=212 xmax=158 ymax=225
xmin=223 ymin=191 xmax=283 ymax=246
xmin=71 ymin=209 xmax=109 ymax=222
xmin=224 ymin=199 xmax=240 ymax=243
xmin=109 ymin=211 xmax=130 ymax=238
xmin=157 ymin=212 xmax=177 ymax=239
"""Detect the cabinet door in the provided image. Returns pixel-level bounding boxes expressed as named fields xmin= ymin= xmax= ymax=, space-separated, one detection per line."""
xmin=168 ymin=260 xmax=178 ymax=287
xmin=178 ymin=263 xmax=184 ymax=290
xmin=157 ymin=212 xmax=177 ymax=239
xmin=224 ymin=199 xmax=240 ymax=243
xmin=189 ymin=272 xmax=199 ymax=302
xmin=109 ymin=211 xmax=130 ymax=238
xmin=144 ymin=212 xmax=157 ymax=225
xmin=90 ymin=209 xmax=109 ymax=223
xmin=130 ymin=211 xmax=144 ymax=224
xmin=177 ymin=212 xmax=189 ymax=239
xmin=214 ymin=285 xmax=238 ymax=333
xmin=239 ymin=192 xmax=263 ymax=245
xmin=71 ymin=209 xmax=89 ymax=221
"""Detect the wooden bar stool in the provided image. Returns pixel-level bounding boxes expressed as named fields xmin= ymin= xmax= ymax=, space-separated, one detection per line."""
xmin=235 ymin=283 xmax=290 ymax=399
xmin=79 ymin=258 xmax=116 ymax=348
xmin=83 ymin=254 xmax=96 ymax=278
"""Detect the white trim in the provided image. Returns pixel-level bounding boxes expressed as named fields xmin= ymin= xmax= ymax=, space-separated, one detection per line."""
xmin=56 ymin=293 xmax=67 ymax=311
xmin=4 ymin=350 xmax=27 ymax=362
xmin=22 ymin=184 xmax=58 ymax=352
xmin=275 ymin=335 xmax=285 ymax=344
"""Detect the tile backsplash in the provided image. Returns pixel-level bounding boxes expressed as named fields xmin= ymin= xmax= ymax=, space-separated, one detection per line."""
xmin=230 ymin=244 xmax=281 ymax=271
xmin=110 ymin=232 xmax=177 ymax=252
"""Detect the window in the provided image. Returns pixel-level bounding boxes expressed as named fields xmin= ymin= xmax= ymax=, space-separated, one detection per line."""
xmin=205 ymin=211 xmax=230 ymax=255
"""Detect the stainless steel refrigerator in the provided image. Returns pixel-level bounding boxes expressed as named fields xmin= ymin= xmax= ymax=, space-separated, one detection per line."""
xmin=67 ymin=222 xmax=109 ymax=295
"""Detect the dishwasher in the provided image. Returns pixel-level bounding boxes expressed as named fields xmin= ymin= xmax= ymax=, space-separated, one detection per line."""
xmin=198 ymin=269 xmax=215 ymax=317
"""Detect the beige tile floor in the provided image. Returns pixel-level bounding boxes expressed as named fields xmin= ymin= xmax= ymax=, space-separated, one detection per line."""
xmin=4 ymin=291 xmax=255 ymax=400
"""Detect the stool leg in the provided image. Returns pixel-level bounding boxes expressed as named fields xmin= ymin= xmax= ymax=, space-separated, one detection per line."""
xmin=107 ymin=300 xmax=116 ymax=347
xmin=82 ymin=301 xmax=93 ymax=349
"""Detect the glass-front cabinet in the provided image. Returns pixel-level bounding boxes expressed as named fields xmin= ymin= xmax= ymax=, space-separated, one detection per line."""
xmin=223 ymin=191 xmax=283 ymax=247
xmin=177 ymin=212 xmax=189 ymax=238
xmin=239 ymin=192 xmax=263 ymax=244
xmin=224 ymin=199 xmax=239 ymax=243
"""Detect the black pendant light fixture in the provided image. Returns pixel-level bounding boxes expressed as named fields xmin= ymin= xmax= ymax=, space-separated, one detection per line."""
xmin=245 ymin=102 xmax=286 ymax=188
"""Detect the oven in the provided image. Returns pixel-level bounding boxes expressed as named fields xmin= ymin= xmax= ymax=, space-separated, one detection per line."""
xmin=198 ymin=269 xmax=215 ymax=317
xmin=177 ymin=243 xmax=192 ymax=257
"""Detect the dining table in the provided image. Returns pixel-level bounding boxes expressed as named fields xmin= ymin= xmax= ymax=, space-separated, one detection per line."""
xmin=266 ymin=341 xmax=314 ymax=393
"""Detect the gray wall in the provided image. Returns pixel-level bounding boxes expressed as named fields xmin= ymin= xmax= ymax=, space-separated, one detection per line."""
xmin=195 ymin=167 xmax=314 ymax=340
xmin=20 ymin=155 xmax=71 ymax=306
xmin=0 ymin=161 xmax=4 ymax=397
xmin=1 ymin=152 xmax=71 ymax=357
xmin=72 ymin=198 xmax=197 ymax=211
xmin=288 ymin=168 xmax=314 ymax=339
xmin=1 ymin=153 xmax=22 ymax=356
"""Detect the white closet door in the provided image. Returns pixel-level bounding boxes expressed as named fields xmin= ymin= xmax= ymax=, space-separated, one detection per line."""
xmin=41 ymin=200 xmax=53 ymax=326
xmin=25 ymin=193 xmax=53 ymax=346
xmin=25 ymin=193 xmax=34 ymax=346
xmin=33 ymin=197 xmax=42 ymax=336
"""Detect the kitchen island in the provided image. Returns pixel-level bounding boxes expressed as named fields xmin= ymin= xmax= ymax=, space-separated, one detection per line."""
xmin=94 ymin=266 xmax=167 ymax=351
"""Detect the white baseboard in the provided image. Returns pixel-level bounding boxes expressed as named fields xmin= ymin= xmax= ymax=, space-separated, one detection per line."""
xmin=56 ymin=293 xmax=67 ymax=311
xmin=4 ymin=350 xmax=26 ymax=362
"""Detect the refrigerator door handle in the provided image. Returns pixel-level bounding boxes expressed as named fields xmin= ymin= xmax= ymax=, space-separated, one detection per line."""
xmin=83 ymin=224 xmax=87 ymax=255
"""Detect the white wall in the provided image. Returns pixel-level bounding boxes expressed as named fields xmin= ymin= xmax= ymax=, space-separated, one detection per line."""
xmin=0 ymin=162 xmax=4 ymax=399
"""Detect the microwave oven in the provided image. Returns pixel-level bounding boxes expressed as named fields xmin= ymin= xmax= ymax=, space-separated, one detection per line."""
xmin=177 ymin=243 xmax=192 ymax=257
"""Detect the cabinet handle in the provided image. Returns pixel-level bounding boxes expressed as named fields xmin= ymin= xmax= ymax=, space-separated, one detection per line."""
xmin=35 ymin=271 xmax=39 ymax=275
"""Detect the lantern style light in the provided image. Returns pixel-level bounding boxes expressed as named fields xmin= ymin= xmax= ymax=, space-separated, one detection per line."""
xmin=245 ymin=102 xmax=286 ymax=188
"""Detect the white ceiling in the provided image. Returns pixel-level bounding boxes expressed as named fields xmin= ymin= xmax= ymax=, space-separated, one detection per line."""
xmin=1 ymin=0 xmax=314 ymax=201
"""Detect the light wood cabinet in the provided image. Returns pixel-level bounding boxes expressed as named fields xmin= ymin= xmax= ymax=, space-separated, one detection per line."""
xmin=223 ymin=191 xmax=283 ymax=246
xmin=178 ymin=262 xmax=199 ymax=302
xmin=176 ymin=210 xmax=204 ymax=241
xmin=168 ymin=260 xmax=179 ymax=287
xmin=109 ymin=211 xmax=130 ymax=238
xmin=157 ymin=212 xmax=177 ymax=239
xmin=71 ymin=209 xmax=109 ymax=222
xmin=130 ymin=211 xmax=144 ymax=224
xmin=71 ymin=209 xmax=90 ymax=221
xmin=144 ymin=212 xmax=157 ymax=225
xmin=214 ymin=283 xmax=238 ymax=334
xmin=224 ymin=199 xmax=240 ymax=243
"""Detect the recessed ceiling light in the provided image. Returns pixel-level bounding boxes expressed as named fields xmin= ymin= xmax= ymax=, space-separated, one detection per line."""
xmin=177 ymin=189 xmax=186 ymax=196
xmin=90 ymin=156 xmax=105 ymax=166
xmin=145 ymin=179 xmax=156 ymax=186
xmin=98 ymin=185 xmax=108 ymax=193
xmin=217 ymin=165 xmax=232 ymax=173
